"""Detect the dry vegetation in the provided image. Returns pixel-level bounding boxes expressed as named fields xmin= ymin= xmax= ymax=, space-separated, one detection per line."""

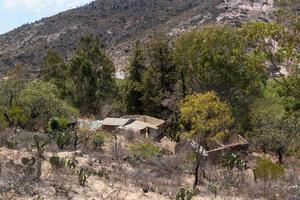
xmin=0 ymin=0 xmax=275 ymax=76
xmin=0 ymin=128 xmax=299 ymax=200
xmin=0 ymin=1 xmax=299 ymax=200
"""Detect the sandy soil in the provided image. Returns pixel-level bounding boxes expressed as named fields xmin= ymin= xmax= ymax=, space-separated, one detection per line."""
xmin=0 ymin=147 xmax=256 ymax=200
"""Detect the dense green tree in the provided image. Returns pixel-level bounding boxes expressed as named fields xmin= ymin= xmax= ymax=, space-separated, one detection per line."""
xmin=20 ymin=81 xmax=78 ymax=129
xmin=125 ymin=41 xmax=145 ymax=114
xmin=249 ymin=81 xmax=300 ymax=164
xmin=145 ymin=38 xmax=177 ymax=93
xmin=165 ymin=106 xmax=181 ymax=142
xmin=174 ymin=24 xmax=283 ymax=131
xmin=250 ymin=80 xmax=300 ymax=163
xmin=41 ymin=50 xmax=66 ymax=81
xmin=125 ymin=38 xmax=178 ymax=117
xmin=0 ymin=79 xmax=77 ymax=130
xmin=68 ymin=56 xmax=99 ymax=113
xmin=141 ymin=38 xmax=177 ymax=117
xmin=0 ymin=78 xmax=26 ymax=128
xmin=172 ymin=29 xmax=196 ymax=98
xmin=179 ymin=92 xmax=233 ymax=188
xmin=41 ymin=50 xmax=68 ymax=96
xmin=68 ymin=35 xmax=117 ymax=114
xmin=140 ymin=66 xmax=164 ymax=117
xmin=40 ymin=35 xmax=118 ymax=115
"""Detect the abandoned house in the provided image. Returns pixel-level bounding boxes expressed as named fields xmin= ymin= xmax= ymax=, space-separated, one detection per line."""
xmin=101 ymin=115 xmax=166 ymax=141
xmin=80 ymin=116 xmax=248 ymax=157
xmin=175 ymin=134 xmax=249 ymax=163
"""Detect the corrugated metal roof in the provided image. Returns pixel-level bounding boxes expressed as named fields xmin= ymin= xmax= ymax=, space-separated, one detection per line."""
xmin=78 ymin=119 xmax=102 ymax=131
xmin=102 ymin=118 xmax=131 ymax=126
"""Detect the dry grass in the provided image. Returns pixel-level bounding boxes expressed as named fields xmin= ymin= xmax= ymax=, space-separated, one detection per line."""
xmin=0 ymin=132 xmax=299 ymax=200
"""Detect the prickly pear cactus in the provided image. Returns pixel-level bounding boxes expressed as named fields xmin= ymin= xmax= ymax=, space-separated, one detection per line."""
xmin=21 ymin=157 xmax=36 ymax=167
xmin=49 ymin=156 xmax=63 ymax=169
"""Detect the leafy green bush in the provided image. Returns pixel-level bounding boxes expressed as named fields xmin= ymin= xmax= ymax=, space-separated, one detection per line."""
xmin=47 ymin=117 xmax=72 ymax=150
xmin=92 ymin=132 xmax=105 ymax=150
xmin=0 ymin=79 xmax=78 ymax=130
xmin=48 ymin=117 xmax=69 ymax=131
xmin=8 ymin=106 xmax=28 ymax=128
xmin=128 ymin=141 xmax=162 ymax=160
xmin=253 ymin=158 xmax=285 ymax=182
xmin=20 ymin=81 xmax=78 ymax=129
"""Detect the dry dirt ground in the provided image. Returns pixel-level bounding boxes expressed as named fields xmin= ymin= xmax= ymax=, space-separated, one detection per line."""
xmin=0 ymin=146 xmax=257 ymax=200
xmin=0 ymin=129 xmax=295 ymax=200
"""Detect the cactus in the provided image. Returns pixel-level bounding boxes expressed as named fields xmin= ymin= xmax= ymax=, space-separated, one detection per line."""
xmin=176 ymin=187 xmax=199 ymax=200
xmin=49 ymin=155 xmax=92 ymax=187
xmin=63 ymin=158 xmax=77 ymax=171
xmin=49 ymin=156 xmax=63 ymax=169
xmin=20 ymin=157 xmax=37 ymax=179
xmin=78 ymin=168 xmax=90 ymax=187
xmin=21 ymin=157 xmax=36 ymax=167
xmin=208 ymin=181 xmax=222 ymax=198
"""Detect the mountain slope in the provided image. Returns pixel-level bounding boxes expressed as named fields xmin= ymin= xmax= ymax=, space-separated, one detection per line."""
xmin=0 ymin=0 xmax=275 ymax=76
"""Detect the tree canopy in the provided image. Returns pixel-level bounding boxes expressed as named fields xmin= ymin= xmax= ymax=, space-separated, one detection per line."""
xmin=0 ymin=79 xmax=77 ymax=130
xmin=173 ymin=24 xmax=269 ymax=131
xmin=179 ymin=92 xmax=233 ymax=188
xmin=41 ymin=35 xmax=118 ymax=115
xmin=179 ymin=92 xmax=233 ymax=143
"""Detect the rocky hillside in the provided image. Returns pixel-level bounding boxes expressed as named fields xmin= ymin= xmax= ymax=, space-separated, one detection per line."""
xmin=0 ymin=0 xmax=275 ymax=77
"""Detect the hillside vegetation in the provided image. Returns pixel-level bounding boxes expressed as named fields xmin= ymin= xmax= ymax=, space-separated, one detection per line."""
xmin=0 ymin=0 xmax=275 ymax=76
xmin=0 ymin=0 xmax=300 ymax=200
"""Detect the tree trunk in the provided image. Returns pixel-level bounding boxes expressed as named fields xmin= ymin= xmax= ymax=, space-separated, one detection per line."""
xmin=180 ymin=69 xmax=187 ymax=97
xmin=193 ymin=158 xmax=200 ymax=189
xmin=3 ymin=112 xmax=13 ymax=127
xmin=73 ymin=131 xmax=79 ymax=150
xmin=35 ymin=158 xmax=42 ymax=180
xmin=202 ymin=168 xmax=206 ymax=179
xmin=277 ymin=151 xmax=283 ymax=164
